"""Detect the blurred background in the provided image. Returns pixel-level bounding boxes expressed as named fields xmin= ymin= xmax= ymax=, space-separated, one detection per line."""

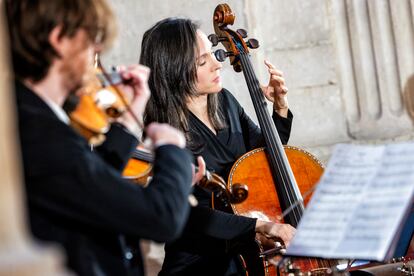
xmin=104 ymin=0 xmax=414 ymax=163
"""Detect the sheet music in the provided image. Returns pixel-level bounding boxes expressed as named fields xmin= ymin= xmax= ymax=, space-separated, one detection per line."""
xmin=286 ymin=143 xmax=414 ymax=261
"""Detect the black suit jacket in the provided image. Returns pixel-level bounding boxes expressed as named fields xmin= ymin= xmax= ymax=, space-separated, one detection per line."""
xmin=15 ymin=81 xmax=193 ymax=276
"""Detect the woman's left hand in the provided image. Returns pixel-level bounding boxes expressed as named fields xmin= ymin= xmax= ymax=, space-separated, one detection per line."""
xmin=261 ymin=60 xmax=289 ymax=118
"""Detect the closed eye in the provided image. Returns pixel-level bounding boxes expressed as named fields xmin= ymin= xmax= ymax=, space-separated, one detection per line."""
xmin=197 ymin=51 xmax=216 ymax=66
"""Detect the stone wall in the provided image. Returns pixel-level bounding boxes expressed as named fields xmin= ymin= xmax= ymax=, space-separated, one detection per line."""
xmin=106 ymin=0 xmax=414 ymax=163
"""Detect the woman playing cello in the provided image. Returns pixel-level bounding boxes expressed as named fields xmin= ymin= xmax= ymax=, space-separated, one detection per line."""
xmin=140 ymin=18 xmax=295 ymax=276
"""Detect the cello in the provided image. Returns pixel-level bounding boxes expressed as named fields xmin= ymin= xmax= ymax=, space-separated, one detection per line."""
xmin=209 ymin=4 xmax=339 ymax=275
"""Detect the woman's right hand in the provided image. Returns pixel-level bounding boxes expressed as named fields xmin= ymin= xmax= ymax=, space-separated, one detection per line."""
xmin=255 ymin=220 xmax=296 ymax=247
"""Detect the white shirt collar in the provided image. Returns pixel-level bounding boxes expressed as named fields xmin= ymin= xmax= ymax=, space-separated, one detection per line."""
xmin=43 ymin=98 xmax=70 ymax=125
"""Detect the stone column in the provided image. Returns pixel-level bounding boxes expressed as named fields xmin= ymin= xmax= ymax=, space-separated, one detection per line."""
xmin=331 ymin=0 xmax=414 ymax=140
xmin=0 ymin=3 xmax=66 ymax=276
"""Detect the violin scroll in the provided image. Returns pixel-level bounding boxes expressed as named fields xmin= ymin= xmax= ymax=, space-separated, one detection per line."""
xmin=198 ymin=171 xmax=248 ymax=204
xmin=229 ymin=183 xmax=249 ymax=203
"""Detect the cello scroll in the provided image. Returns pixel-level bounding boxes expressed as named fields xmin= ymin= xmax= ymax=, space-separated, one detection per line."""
xmin=208 ymin=4 xmax=259 ymax=72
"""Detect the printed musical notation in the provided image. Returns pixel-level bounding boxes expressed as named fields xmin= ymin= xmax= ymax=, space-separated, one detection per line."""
xmin=286 ymin=143 xmax=414 ymax=261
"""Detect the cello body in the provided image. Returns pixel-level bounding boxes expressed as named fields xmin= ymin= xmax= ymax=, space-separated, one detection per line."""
xmin=229 ymin=147 xmax=339 ymax=276
xmin=229 ymin=146 xmax=323 ymax=221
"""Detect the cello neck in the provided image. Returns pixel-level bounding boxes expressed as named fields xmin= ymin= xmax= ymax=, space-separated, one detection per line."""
xmin=238 ymin=51 xmax=304 ymax=226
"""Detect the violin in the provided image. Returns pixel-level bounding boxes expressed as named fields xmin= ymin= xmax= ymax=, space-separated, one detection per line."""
xmin=123 ymin=147 xmax=249 ymax=205
xmin=66 ymin=54 xmax=139 ymax=146
xmin=209 ymin=4 xmax=339 ymax=275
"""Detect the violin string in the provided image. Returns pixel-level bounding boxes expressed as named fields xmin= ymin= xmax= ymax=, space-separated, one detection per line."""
xmin=131 ymin=150 xmax=153 ymax=162
xmin=131 ymin=149 xmax=210 ymax=176
xmin=97 ymin=57 xmax=144 ymax=131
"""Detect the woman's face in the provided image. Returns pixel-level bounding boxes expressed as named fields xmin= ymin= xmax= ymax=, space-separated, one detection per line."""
xmin=194 ymin=30 xmax=223 ymax=95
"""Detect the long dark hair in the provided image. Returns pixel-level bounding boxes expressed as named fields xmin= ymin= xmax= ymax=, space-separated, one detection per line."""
xmin=140 ymin=18 xmax=225 ymax=144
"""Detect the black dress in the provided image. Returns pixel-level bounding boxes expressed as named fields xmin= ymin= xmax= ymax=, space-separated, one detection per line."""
xmin=160 ymin=89 xmax=293 ymax=275
xmin=15 ymin=81 xmax=193 ymax=276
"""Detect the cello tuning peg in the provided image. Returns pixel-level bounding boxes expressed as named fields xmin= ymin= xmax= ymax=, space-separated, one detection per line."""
xmin=236 ymin=28 xmax=248 ymax=38
xmin=208 ymin=34 xmax=219 ymax=46
xmin=208 ymin=34 xmax=227 ymax=47
xmin=214 ymin=49 xmax=234 ymax=62
xmin=246 ymin=38 xmax=259 ymax=49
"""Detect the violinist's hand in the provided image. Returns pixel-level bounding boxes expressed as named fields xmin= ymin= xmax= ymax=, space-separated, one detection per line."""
xmin=255 ymin=220 xmax=296 ymax=247
xmin=145 ymin=122 xmax=186 ymax=149
xmin=261 ymin=60 xmax=289 ymax=118
xmin=115 ymin=64 xmax=151 ymax=134
xmin=192 ymin=156 xmax=206 ymax=186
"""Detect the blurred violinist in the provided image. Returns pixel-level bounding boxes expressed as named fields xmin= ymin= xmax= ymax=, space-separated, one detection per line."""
xmin=4 ymin=0 xmax=198 ymax=275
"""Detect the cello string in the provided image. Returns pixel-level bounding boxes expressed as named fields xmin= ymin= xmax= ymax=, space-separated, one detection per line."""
xmin=276 ymin=183 xmax=317 ymax=221
xmin=243 ymin=82 xmax=302 ymax=225
xmin=230 ymin=27 xmax=335 ymax=273
xmin=248 ymin=56 xmax=305 ymax=222
xmin=239 ymin=51 xmax=304 ymax=224
xmin=239 ymin=52 xmax=299 ymax=218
